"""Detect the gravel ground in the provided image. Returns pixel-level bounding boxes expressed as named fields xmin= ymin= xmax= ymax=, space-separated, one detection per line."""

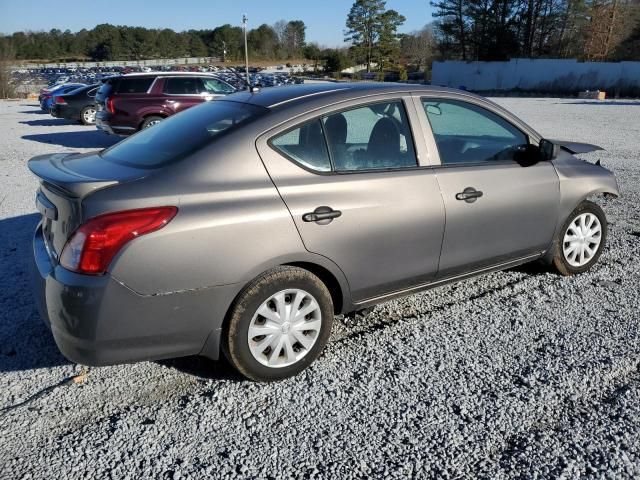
xmin=1 ymin=98 xmax=639 ymax=479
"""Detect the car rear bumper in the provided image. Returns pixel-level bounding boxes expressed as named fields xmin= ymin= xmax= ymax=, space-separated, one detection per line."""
xmin=31 ymin=223 xmax=236 ymax=365
xmin=50 ymin=105 xmax=78 ymax=120
xmin=96 ymin=112 xmax=136 ymax=136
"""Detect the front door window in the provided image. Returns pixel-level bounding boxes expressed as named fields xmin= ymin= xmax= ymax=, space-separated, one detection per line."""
xmin=423 ymin=99 xmax=528 ymax=165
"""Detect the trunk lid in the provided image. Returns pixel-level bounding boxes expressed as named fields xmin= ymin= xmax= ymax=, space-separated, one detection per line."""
xmin=29 ymin=151 xmax=148 ymax=260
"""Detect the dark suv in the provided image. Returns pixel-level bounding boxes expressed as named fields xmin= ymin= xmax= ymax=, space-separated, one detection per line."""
xmin=95 ymin=72 xmax=236 ymax=135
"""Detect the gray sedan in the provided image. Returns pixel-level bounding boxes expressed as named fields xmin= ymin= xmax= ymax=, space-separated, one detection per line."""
xmin=30 ymin=83 xmax=619 ymax=381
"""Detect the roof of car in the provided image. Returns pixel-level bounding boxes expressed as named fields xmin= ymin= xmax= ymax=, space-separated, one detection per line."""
xmin=227 ymin=82 xmax=467 ymax=109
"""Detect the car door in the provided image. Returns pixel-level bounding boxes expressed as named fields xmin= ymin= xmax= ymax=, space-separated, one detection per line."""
xmin=257 ymin=97 xmax=446 ymax=302
xmin=162 ymin=76 xmax=205 ymax=114
xmin=416 ymin=96 xmax=560 ymax=278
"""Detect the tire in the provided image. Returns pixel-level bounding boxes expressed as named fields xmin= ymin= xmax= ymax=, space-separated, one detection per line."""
xmin=80 ymin=106 xmax=96 ymax=125
xmin=222 ymin=266 xmax=334 ymax=382
xmin=552 ymin=200 xmax=607 ymax=276
xmin=140 ymin=116 xmax=164 ymax=130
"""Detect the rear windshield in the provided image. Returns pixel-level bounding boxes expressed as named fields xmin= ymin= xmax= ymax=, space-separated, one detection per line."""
xmin=115 ymin=77 xmax=154 ymax=93
xmin=100 ymin=101 xmax=268 ymax=168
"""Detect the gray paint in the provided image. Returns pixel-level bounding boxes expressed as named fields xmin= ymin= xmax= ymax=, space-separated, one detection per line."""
xmin=29 ymin=83 xmax=620 ymax=366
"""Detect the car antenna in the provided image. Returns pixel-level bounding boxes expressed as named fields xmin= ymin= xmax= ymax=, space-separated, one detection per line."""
xmin=228 ymin=67 xmax=259 ymax=93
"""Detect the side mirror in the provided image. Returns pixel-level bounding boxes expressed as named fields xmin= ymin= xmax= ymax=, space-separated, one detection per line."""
xmin=425 ymin=104 xmax=442 ymax=116
xmin=514 ymin=144 xmax=543 ymax=167
xmin=539 ymin=139 xmax=559 ymax=161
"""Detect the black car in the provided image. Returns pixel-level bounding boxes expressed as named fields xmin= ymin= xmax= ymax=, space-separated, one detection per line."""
xmin=50 ymin=84 xmax=99 ymax=125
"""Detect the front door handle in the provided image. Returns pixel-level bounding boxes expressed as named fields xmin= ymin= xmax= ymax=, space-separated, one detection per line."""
xmin=302 ymin=206 xmax=342 ymax=225
xmin=456 ymin=187 xmax=483 ymax=203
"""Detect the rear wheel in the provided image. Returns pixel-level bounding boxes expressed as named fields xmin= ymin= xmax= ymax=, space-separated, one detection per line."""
xmin=552 ymin=200 xmax=607 ymax=276
xmin=80 ymin=106 xmax=96 ymax=125
xmin=141 ymin=116 xmax=163 ymax=130
xmin=222 ymin=266 xmax=334 ymax=382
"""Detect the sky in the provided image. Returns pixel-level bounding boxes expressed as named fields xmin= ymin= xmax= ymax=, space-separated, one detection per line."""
xmin=0 ymin=0 xmax=435 ymax=47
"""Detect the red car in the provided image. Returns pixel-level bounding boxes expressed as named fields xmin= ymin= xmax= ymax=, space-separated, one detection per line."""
xmin=95 ymin=72 xmax=236 ymax=135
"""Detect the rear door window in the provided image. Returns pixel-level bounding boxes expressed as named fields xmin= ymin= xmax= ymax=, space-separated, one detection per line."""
xmin=115 ymin=77 xmax=154 ymax=94
xmin=164 ymin=77 xmax=200 ymax=95
xmin=270 ymin=100 xmax=418 ymax=173
xmin=271 ymin=120 xmax=331 ymax=172
xmin=323 ymin=101 xmax=417 ymax=171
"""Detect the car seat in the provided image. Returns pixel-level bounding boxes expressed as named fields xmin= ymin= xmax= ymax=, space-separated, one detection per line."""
xmin=366 ymin=117 xmax=401 ymax=168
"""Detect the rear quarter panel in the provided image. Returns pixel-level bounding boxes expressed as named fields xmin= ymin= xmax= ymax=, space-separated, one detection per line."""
xmin=82 ymin=127 xmax=350 ymax=304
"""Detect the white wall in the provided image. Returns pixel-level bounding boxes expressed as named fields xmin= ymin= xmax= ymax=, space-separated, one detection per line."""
xmin=432 ymin=59 xmax=640 ymax=94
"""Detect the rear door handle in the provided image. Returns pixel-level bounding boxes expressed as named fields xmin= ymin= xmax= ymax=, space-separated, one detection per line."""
xmin=302 ymin=206 xmax=342 ymax=224
xmin=456 ymin=187 xmax=483 ymax=203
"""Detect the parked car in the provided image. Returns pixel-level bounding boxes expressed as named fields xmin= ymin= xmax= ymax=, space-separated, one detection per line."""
xmin=30 ymin=84 xmax=619 ymax=381
xmin=40 ymin=83 xmax=85 ymax=111
xmin=94 ymin=72 xmax=237 ymax=135
xmin=50 ymin=84 xmax=100 ymax=125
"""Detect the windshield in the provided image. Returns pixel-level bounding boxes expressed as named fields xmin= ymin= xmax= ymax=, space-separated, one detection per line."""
xmin=101 ymin=101 xmax=268 ymax=168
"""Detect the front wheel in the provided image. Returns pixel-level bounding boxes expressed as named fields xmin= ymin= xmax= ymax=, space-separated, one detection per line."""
xmin=552 ymin=200 xmax=607 ymax=276
xmin=222 ymin=266 xmax=334 ymax=382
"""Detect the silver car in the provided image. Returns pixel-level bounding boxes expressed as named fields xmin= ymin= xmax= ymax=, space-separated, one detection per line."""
xmin=30 ymin=84 xmax=619 ymax=381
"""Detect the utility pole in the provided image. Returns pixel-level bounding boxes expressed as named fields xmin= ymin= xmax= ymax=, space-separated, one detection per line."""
xmin=222 ymin=40 xmax=227 ymax=63
xmin=242 ymin=14 xmax=250 ymax=90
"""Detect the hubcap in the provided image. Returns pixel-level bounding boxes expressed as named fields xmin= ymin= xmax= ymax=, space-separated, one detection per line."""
xmin=145 ymin=119 xmax=161 ymax=128
xmin=563 ymin=213 xmax=602 ymax=267
xmin=84 ymin=108 xmax=96 ymax=124
xmin=248 ymin=289 xmax=322 ymax=368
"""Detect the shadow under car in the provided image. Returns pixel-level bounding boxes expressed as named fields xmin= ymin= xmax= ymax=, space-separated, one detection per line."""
xmin=22 ymin=131 xmax=121 ymax=149
xmin=0 ymin=213 xmax=71 ymax=372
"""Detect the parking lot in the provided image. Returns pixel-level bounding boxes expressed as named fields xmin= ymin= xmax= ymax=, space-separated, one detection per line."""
xmin=1 ymin=98 xmax=639 ymax=479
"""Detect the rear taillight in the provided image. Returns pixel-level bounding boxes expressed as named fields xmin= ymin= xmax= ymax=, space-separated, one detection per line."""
xmin=55 ymin=96 xmax=67 ymax=105
xmin=106 ymin=97 xmax=115 ymax=114
xmin=60 ymin=207 xmax=178 ymax=275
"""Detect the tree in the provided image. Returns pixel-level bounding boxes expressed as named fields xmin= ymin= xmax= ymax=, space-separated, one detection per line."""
xmin=345 ymin=0 xmax=406 ymax=71
xmin=121 ymin=27 xmax=156 ymax=60
xmin=303 ymin=42 xmax=323 ymax=71
xmin=345 ymin=0 xmax=386 ymax=71
xmin=0 ymin=35 xmax=16 ymax=98
xmin=401 ymin=24 xmax=437 ymax=71
xmin=583 ymin=0 xmax=639 ymax=60
xmin=247 ymin=24 xmax=279 ymax=58
xmin=211 ymin=24 xmax=244 ymax=61
xmin=187 ymin=31 xmax=208 ymax=57
xmin=323 ymin=48 xmax=352 ymax=75
xmin=375 ymin=9 xmax=406 ymax=70
xmin=430 ymin=0 xmax=640 ymax=61
xmin=156 ymin=28 xmax=179 ymax=58
xmin=273 ymin=19 xmax=288 ymax=57
xmin=87 ymin=24 xmax=123 ymax=61
xmin=614 ymin=15 xmax=640 ymax=59
xmin=282 ymin=21 xmax=306 ymax=58
xmin=431 ymin=0 xmax=469 ymax=59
